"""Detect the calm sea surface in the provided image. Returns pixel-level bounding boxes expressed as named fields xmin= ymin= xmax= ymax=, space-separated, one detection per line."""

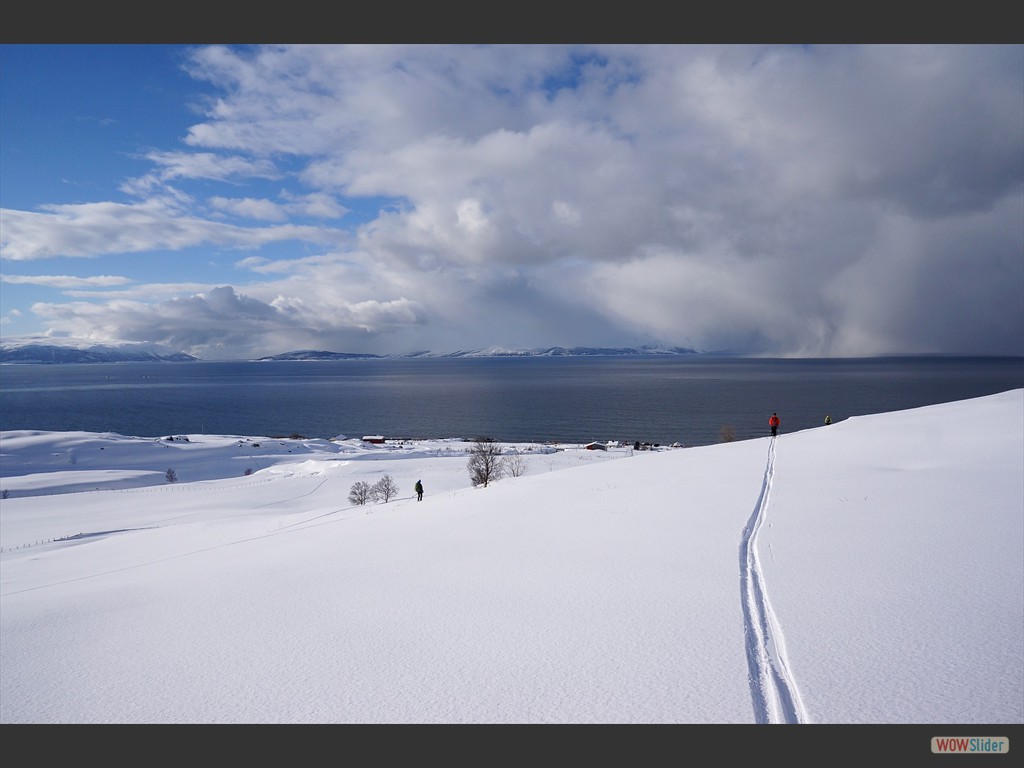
xmin=1 ymin=356 xmax=1021 ymax=448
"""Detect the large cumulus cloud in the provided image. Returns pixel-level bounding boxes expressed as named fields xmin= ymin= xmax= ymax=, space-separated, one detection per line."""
xmin=1 ymin=44 xmax=1020 ymax=357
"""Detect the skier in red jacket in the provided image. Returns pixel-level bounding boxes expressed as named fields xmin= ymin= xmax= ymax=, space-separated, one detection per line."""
xmin=769 ymin=413 xmax=780 ymax=437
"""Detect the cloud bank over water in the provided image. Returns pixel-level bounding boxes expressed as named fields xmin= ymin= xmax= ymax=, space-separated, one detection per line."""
xmin=2 ymin=44 xmax=1021 ymax=359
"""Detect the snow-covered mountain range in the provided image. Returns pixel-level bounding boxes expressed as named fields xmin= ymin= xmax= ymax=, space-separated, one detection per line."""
xmin=0 ymin=337 xmax=198 ymax=364
xmin=1 ymin=337 xmax=700 ymax=363
xmin=256 ymin=345 xmax=699 ymax=361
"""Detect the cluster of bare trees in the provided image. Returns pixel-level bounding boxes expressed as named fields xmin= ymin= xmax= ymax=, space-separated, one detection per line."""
xmin=467 ymin=438 xmax=526 ymax=487
xmin=348 ymin=474 xmax=399 ymax=505
xmin=346 ymin=439 xmax=527 ymax=506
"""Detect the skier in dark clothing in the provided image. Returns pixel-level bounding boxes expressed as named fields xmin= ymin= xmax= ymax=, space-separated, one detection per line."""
xmin=769 ymin=413 xmax=780 ymax=437
xmin=415 ymin=479 xmax=424 ymax=501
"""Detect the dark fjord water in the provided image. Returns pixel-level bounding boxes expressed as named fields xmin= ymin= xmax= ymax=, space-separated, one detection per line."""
xmin=1 ymin=356 xmax=1021 ymax=448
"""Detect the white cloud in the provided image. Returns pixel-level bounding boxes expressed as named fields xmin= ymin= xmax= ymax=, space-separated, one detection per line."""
xmin=208 ymin=193 xmax=349 ymax=223
xmin=0 ymin=274 xmax=132 ymax=288
xmin=27 ymin=281 xmax=427 ymax=360
xmin=2 ymin=44 xmax=1020 ymax=356
xmin=145 ymin=150 xmax=281 ymax=183
xmin=209 ymin=196 xmax=289 ymax=222
xmin=1 ymin=200 xmax=347 ymax=260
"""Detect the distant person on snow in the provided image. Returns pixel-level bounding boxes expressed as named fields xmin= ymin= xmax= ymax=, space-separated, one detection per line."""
xmin=824 ymin=415 xmax=832 ymax=426
xmin=769 ymin=413 xmax=780 ymax=437
xmin=415 ymin=479 xmax=424 ymax=501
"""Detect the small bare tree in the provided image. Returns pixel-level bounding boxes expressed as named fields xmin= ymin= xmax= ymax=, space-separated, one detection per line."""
xmin=719 ymin=425 xmax=736 ymax=443
xmin=505 ymin=452 xmax=528 ymax=478
xmin=371 ymin=474 xmax=399 ymax=503
xmin=468 ymin=438 xmax=505 ymax=487
xmin=165 ymin=467 xmax=178 ymax=483
xmin=348 ymin=480 xmax=372 ymax=505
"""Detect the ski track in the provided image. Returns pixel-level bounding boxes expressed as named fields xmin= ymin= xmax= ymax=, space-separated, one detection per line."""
xmin=739 ymin=436 xmax=809 ymax=724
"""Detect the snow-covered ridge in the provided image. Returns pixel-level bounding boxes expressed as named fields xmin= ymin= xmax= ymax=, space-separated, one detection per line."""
xmin=254 ymin=345 xmax=703 ymax=360
xmin=253 ymin=350 xmax=382 ymax=361
xmin=0 ymin=336 xmax=197 ymax=364
xmin=423 ymin=345 xmax=700 ymax=358
xmin=1 ymin=336 xmax=700 ymax=363
xmin=1 ymin=390 xmax=1021 ymax=725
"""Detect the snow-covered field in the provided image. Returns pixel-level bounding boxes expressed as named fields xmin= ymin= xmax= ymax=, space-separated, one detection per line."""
xmin=2 ymin=391 xmax=1021 ymax=733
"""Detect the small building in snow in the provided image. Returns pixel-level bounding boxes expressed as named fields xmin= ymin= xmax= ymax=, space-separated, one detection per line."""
xmin=362 ymin=435 xmax=386 ymax=444
xmin=584 ymin=441 xmax=608 ymax=451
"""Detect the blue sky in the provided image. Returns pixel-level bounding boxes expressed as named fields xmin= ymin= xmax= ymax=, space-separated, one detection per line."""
xmin=2 ymin=44 xmax=1022 ymax=359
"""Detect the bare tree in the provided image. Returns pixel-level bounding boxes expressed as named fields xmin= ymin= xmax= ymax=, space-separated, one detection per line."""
xmin=371 ymin=474 xmax=399 ymax=503
xmin=505 ymin=452 xmax=528 ymax=478
xmin=467 ymin=438 xmax=505 ymax=487
xmin=165 ymin=467 xmax=177 ymax=483
xmin=719 ymin=425 xmax=736 ymax=443
xmin=348 ymin=480 xmax=372 ymax=505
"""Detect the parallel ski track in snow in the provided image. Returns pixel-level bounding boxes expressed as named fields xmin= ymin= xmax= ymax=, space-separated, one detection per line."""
xmin=740 ymin=436 xmax=809 ymax=724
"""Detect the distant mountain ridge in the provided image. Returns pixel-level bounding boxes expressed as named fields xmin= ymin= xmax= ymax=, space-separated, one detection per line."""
xmin=254 ymin=350 xmax=382 ymax=361
xmin=1 ymin=337 xmax=699 ymax=364
xmin=257 ymin=345 xmax=700 ymax=360
xmin=430 ymin=345 xmax=699 ymax=358
xmin=0 ymin=338 xmax=197 ymax=364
